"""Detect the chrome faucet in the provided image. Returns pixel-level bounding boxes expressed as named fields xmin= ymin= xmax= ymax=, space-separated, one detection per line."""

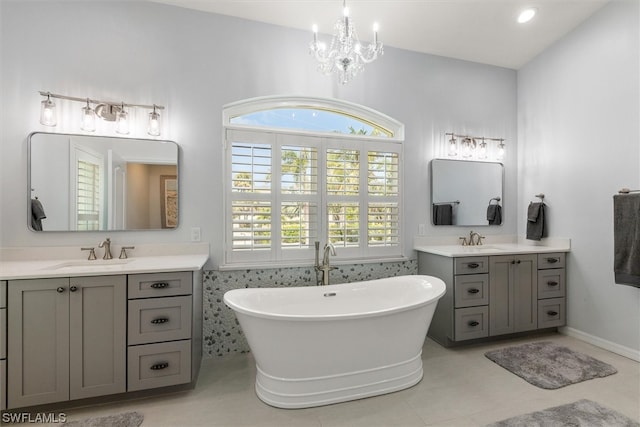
xmin=314 ymin=241 xmax=337 ymax=286
xmin=98 ymin=237 xmax=113 ymax=260
xmin=469 ymin=230 xmax=485 ymax=246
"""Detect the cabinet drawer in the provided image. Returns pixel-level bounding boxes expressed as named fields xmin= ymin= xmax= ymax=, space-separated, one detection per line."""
xmin=538 ymin=269 xmax=565 ymax=299
xmin=454 ymin=274 xmax=489 ymax=308
xmin=128 ymin=340 xmax=191 ymax=391
xmin=128 ymin=272 xmax=192 ymax=299
xmin=1 ymin=359 xmax=5 ymax=411
xmin=0 ymin=308 xmax=5 ymax=359
xmin=538 ymin=253 xmax=565 ymax=269
xmin=538 ymin=298 xmax=565 ymax=328
xmin=454 ymin=306 xmax=489 ymax=341
xmin=0 ymin=281 xmax=6 ymax=308
xmin=128 ymin=296 xmax=192 ymax=345
xmin=455 ymin=257 xmax=489 ymax=275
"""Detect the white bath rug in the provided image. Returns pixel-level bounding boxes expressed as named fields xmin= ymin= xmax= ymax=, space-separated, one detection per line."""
xmin=59 ymin=411 xmax=143 ymax=426
xmin=484 ymin=341 xmax=617 ymax=389
xmin=486 ymin=399 xmax=639 ymax=426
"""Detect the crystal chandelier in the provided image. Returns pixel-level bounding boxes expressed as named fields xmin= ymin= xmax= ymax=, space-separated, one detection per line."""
xmin=309 ymin=0 xmax=383 ymax=84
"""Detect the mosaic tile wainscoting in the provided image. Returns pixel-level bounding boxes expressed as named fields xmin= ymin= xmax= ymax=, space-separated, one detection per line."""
xmin=203 ymin=259 xmax=418 ymax=357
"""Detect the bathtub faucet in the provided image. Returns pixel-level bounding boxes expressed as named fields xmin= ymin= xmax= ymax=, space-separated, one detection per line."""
xmin=314 ymin=241 xmax=337 ymax=286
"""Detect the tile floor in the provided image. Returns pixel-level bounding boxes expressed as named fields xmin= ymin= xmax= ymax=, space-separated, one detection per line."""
xmin=40 ymin=333 xmax=640 ymax=426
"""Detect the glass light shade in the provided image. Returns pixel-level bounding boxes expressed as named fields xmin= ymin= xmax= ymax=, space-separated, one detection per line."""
xmin=496 ymin=142 xmax=505 ymax=161
xmin=447 ymin=137 xmax=457 ymax=156
xmin=148 ymin=109 xmax=161 ymax=136
xmin=477 ymin=141 xmax=488 ymax=159
xmin=115 ymin=109 xmax=129 ymax=135
xmin=462 ymin=138 xmax=473 ymax=158
xmin=40 ymin=98 xmax=57 ymax=127
xmin=81 ymin=105 xmax=96 ymax=132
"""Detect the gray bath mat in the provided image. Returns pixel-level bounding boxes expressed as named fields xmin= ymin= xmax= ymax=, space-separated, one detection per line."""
xmin=60 ymin=411 xmax=143 ymax=426
xmin=487 ymin=399 xmax=640 ymax=426
xmin=484 ymin=341 xmax=617 ymax=389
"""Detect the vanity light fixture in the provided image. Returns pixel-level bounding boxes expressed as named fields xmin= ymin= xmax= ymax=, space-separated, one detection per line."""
xmin=147 ymin=105 xmax=161 ymax=137
xmin=309 ymin=0 xmax=383 ymax=84
xmin=39 ymin=92 xmax=57 ymax=127
xmin=80 ymin=98 xmax=96 ymax=132
xmin=517 ymin=7 xmax=537 ymax=24
xmin=445 ymin=132 xmax=505 ymax=161
xmin=115 ymin=103 xmax=130 ymax=135
xmin=38 ymin=91 xmax=165 ymax=136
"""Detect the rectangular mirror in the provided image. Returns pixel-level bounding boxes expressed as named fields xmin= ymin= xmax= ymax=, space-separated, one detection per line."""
xmin=431 ymin=159 xmax=503 ymax=226
xmin=28 ymin=132 xmax=179 ymax=231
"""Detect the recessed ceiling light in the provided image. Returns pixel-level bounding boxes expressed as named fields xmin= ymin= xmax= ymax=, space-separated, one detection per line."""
xmin=517 ymin=7 xmax=537 ymax=24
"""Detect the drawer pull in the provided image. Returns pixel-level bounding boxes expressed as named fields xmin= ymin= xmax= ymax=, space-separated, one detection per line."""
xmin=150 ymin=282 xmax=170 ymax=289
xmin=467 ymin=263 xmax=480 ymax=269
xmin=547 ymin=310 xmax=558 ymax=316
xmin=468 ymin=320 xmax=480 ymax=327
xmin=547 ymin=281 xmax=559 ymax=287
xmin=546 ymin=258 xmax=559 ymax=264
xmin=151 ymin=317 xmax=170 ymax=324
xmin=467 ymin=288 xmax=480 ymax=294
xmin=150 ymin=362 xmax=169 ymax=371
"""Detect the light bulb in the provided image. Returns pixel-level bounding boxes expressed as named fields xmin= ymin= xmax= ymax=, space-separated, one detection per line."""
xmin=115 ymin=104 xmax=129 ymax=135
xmin=517 ymin=8 xmax=537 ymax=24
xmin=448 ymin=137 xmax=457 ymax=156
xmin=462 ymin=138 xmax=472 ymax=158
xmin=478 ymin=141 xmax=488 ymax=159
xmin=148 ymin=106 xmax=161 ymax=136
xmin=496 ymin=141 xmax=505 ymax=161
xmin=80 ymin=99 xmax=96 ymax=132
xmin=40 ymin=94 xmax=57 ymax=127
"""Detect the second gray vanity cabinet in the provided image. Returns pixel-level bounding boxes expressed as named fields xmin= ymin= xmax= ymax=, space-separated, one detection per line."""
xmin=7 ymin=276 xmax=126 ymax=408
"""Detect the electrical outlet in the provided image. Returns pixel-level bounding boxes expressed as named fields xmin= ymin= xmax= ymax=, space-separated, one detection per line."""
xmin=191 ymin=227 xmax=201 ymax=242
xmin=418 ymin=224 xmax=426 ymax=235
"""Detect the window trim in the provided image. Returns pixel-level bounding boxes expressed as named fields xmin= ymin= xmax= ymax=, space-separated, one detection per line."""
xmin=222 ymin=96 xmax=405 ymax=268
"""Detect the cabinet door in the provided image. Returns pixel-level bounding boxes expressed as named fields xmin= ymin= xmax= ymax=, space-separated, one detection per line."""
xmin=8 ymin=278 xmax=70 ymax=408
xmin=513 ymin=254 xmax=537 ymax=332
xmin=69 ymin=275 xmax=126 ymax=400
xmin=489 ymin=256 xmax=514 ymax=335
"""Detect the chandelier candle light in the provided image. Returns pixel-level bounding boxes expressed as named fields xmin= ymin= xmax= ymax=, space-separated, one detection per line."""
xmin=309 ymin=0 xmax=383 ymax=84
xmin=38 ymin=91 xmax=165 ymax=137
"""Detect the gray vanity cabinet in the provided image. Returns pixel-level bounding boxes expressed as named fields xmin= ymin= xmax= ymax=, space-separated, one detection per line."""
xmin=1 ymin=280 xmax=6 ymax=411
xmin=488 ymin=254 xmax=537 ymax=335
xmin=7 ymin=276 xmax=126 ymax=408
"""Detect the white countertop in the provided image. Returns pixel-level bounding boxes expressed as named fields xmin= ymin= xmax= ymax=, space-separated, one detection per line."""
xmin=0 ymin=243 xmax=209 ymax=280
xmin=413 ymin=236 xmax=570 ymax=258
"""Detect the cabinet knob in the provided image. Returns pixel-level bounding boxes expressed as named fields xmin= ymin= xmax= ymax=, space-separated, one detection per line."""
xmin=56 ymin=287 xmax=65 ymax=293
xmin=467 ymin=288 xmax=480 ymax=294
xmin=547 ymin=310 xmax=558 ymax=316
xmin=70 ymin=286 xmax=78 ymax=292
xmin=150 ymin=362 xmax=169 ymax=370
xmin=467 ymin=320 xmax=480 ymax=327
xmin=150 ymin=282 xmax=170 ymax=289
xmin=467 ymin=263 xmax=480 ymax=269
xmin=151 ymin=317 xmax=170 ymax=324
xmin=511 ymin=260 xmax=516 ymax=264
xmin=547 ymin=281 xmax=559 ymax=287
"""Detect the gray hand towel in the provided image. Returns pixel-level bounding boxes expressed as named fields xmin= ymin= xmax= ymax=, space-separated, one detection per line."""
xmin=487 ymin=204 xmax=502 ymax=225
xmin=31 ymin=198 xmax=46 ymax=231
xmin=526 ymin=202 xmax=545 ymax=241
xmin=433 ymin=204 xmax=453 ymax=225
xmin=613 ymin=193 xmax=640 ymax=287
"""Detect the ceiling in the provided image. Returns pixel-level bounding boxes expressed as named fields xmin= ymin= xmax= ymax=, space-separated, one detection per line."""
xmin=150 ymin=0 xmax=609 ymax=69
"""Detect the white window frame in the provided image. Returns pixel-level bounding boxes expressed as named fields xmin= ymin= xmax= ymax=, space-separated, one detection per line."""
xmin=222 ymin=96 xmax=404 ymax=268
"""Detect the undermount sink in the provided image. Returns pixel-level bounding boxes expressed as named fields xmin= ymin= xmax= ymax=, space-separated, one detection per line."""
xmin=46 ymin=258 xmax=133 ymax=270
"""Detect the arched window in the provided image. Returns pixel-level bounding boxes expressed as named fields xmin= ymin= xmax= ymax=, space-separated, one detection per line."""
xmin=222 ymin=96 xmax=404 ymax=267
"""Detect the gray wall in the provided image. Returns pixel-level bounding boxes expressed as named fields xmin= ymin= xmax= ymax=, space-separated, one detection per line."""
xmin=518 ymin=0 xmax=640 ymax=353
xmin=0 ymin=0 xmax=517 ymax=265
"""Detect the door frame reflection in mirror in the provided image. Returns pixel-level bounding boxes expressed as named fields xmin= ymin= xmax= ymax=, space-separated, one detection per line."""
xmin=430 ymin=159 xmax=504 ymax=227
xmin=28 ymin=132 xmax=179 ymax=232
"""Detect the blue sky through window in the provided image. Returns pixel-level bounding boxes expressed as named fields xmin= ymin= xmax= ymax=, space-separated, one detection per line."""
xmin=230 ymin=108 xmax=389 ymax=137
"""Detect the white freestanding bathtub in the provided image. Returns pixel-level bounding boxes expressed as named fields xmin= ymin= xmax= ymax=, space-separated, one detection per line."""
xmin=223 ymin=275 xmax=446 ymax=409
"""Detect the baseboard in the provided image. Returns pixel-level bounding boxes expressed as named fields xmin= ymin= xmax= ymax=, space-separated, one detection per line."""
xmin=559 ymin=327 xmax=640 ymax=362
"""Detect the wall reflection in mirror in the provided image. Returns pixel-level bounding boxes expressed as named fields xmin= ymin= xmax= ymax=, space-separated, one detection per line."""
xmin=431 ymin=159 xmax=503 ymax=226
xmin=28 ymin=132 xmax=178 ymax=231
